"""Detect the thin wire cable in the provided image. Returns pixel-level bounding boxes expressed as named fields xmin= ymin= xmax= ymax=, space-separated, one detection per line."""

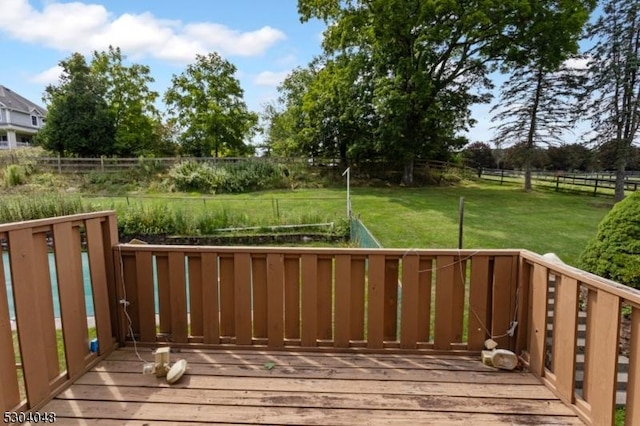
xmin=118 ymin=245 xmax=148 ymax=363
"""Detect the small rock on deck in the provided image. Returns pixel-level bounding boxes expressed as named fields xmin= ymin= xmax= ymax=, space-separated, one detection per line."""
xmin=36 ymin=348 xmax=583 ymax=425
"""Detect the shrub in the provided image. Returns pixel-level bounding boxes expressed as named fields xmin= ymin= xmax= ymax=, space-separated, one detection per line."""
xmin=4 ymin=164 xmax=27 ymax=187
xmin=167 ymin=160 xmax=285 ymax=194
xmin=168 ymin=161 xmax=218 ymax=193
xmin=579 ymin=192 xmax=640 ymax=289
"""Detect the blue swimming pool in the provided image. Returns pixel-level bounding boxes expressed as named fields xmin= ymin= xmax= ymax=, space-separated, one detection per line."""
xmin=2 ymin=252 xmax=94 ymax=319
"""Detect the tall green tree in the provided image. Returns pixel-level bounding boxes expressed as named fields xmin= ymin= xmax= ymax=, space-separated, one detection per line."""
xmin=91 ymin=46 xmax=161 ymax=156
xmin=584 ymin=0 xmax=640 ymax=201
xmin=263 ymin=66 xmax=318 ymax=157
xmin=164 ymin=53 xmax=258 ymax=157
xmin=38 ymin=53 xmax=116 ymax=157
xmin=301 ymin=54 xmax=377 ymax=165
xmin=298 ymin=0 xmax=532 ymax=184
xmin=491 ymin=0 xmax=594 ymax=191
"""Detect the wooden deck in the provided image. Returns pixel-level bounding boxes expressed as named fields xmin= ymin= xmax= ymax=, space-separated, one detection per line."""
xmin=36 ymin=348 xmax=583 ymax=425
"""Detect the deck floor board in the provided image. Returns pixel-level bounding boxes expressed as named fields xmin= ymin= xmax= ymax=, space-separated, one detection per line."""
xmin=35 ymin=348 xmax=584 ymax=425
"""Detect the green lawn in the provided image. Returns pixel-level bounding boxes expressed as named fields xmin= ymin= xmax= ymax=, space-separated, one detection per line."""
xmin=86 ymin=180 xmax=611 ymax=265
xmin=352 ymin=181 xmax=611 ymax=265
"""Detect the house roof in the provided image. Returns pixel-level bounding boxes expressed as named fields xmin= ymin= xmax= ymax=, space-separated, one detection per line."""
xmin=0 ymin=85 xmax=46 ymax=115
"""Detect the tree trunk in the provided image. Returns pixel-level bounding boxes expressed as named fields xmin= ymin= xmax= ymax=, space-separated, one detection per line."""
xmin=524 ymin=156 xmax=533 ymax=192
xmin=402 ymin=157 xmax=414 ymax=186
xmin=524 ymin=67 xmax=544 ymax=193
xmin=614 ymin=138 xmax=628 ymax=202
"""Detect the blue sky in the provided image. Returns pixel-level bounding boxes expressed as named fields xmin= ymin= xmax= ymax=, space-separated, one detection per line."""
xmin=0 ymin=0 xmax=325 ymax=119
xmin=0 ymin=0 xmax=593 ymax=146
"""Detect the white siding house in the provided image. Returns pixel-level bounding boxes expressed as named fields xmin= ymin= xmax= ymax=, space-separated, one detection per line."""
xmin=0 ymin=85 xmax=46 ymax=150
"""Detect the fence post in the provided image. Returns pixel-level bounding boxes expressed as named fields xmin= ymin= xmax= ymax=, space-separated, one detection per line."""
xmin=100 ymin=156 xmax=105 ymax=173
xmin=593 ymin=178 xmax=598 ymax=197
xmin=556 ymin=176 xmax=560 ymax=192
xmin=57 ymin=154 xmax=61 ymax=174
xmin=501 ymin=169 xmax=504 ymax=185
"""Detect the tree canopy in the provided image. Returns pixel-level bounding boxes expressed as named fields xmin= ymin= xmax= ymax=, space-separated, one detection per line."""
xmin=92 ymin=46 xmax=162 ymax=156
xmin=38 ymin=53 xmax=116 ymax=157
xmin=289 ymin=0 xmax=598 ymax=184
xmin=164 ymin=53 xmax=258 ymax=157
xmin=584 ymin=0 xmax=640 ymax=201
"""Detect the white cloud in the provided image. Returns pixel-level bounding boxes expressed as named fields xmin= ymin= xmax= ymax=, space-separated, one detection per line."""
xmin=564 ymin=57 xmax=590 ymax=70
xmin=30 ymin=65 xmax=63 ymax=85
xmin=0 ymin=0 xmax=286 ymax=62
xmin=254 ymin=71 xmax=289 ymax=87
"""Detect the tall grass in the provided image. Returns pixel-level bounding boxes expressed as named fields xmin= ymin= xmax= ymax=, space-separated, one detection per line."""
xmin=0 ymin=195 xmax=93 ymax=223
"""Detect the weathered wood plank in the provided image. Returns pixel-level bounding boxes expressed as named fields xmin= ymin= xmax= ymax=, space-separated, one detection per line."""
xmin=350 ymin=258 xmax=366 ymax=341
xmin=108 ymin=350 xmax=498 ymax=371
xmin=200 ymin=252 xmax=219 ymax=344
xmin=234 ymin=253 xmax=252 ymax=345
xmin=57 ymin=384 xmax=576 ymax=416
xmin=75 ymin=370 xmax=561 ymax=398
xmin=134 ymin=251 xmax=155 ymax=342
xmin=468 ymin=256 xmax=491 ymax=351
xmin=400 ymin=255 xmax=419 ymax=349
xmin=384 ymin=258 xmax=399 ymax=341
xmin=85 ymin=218 xmax=114 ymax=353
xmin=585 ymin=291 xmax=620 ymax=426
xmin=334 ymin=255 xmax=351 ymax=348
xmin=252 ymin=255 xmax=268 ymax=339
xmin=367 ymin=254 xmax=386 ymax=349
xmin=155 ymin=255 xmax=171 ymax=335
xmin=33 ymin=232 xmax=59 ymax=382
xmin=187 ymin=256 xmax=203 ymax=337
xmin=434 ymin=256 xmax=455 ymax=350
xmin=168 ymin=252 xmax=187 ymax=343
xmin=515 ymin=258 xmax=532 ymax=356
xmin=120 ymin=253 xmax=138 ymax=338
xmin=492 ymin=256 xmax=515 ymax=349
xmin=267 ymin=254 xmax=285 ymax=348
xmin=40 ymin=400 xmax=585 ymax=425
xmin=626 ymin=307 xmax=640 ymax=426
xmin=317 ymin=257 xmax=333 ymax=341
xmin=94 ymin=360 xmax=541 ymax=384
xmin=101 ymin=214 xmax=119 ymax=345
xmin=528 ymin=263 xmax=548 ymax=377
xmin=219 ymin=256 xmax=235 ymax=337
xmin=551 ymin=275 xmax=579 ymax=403
xmin=417 ymin=258 xmax=433 ymax=343
xmin=301 ymin=254 xmax=318 ymax=347
xmin=0 ymin=245 xmax=20 ymax=410
xmin=8 ymin=228 xmax=50 ymax=406
xmin=284 ymin=257 xmax=300 ymax=340
xmin=53 ymin=223 xmax=87 ymax=378
xmin=451 ymin=257 xmax=466 ymax=344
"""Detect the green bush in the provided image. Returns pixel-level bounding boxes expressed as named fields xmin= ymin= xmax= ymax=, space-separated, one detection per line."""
xmin=167 ymin=160 xmax=285 ymax=194
xmin=117 ymin=204 xmax=183 ymax=235
xmin=579 ymin=192 xmax=640 ymax=289
xmin=168 ymin=161 xmax=219 ymax=193
xmin=4 ymin=164 xmax=27 ymax=187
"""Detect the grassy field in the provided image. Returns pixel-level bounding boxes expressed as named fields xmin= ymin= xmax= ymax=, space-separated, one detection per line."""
xmin=78 ymin=180 xmax=612 ymax=266
xmin=351 ymin=181 xmax=611 ymax=265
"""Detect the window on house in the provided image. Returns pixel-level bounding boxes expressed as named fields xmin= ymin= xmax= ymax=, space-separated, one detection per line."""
xmin=31 ymin=116 xmax=38 ymax=126
xmin=0 ymin=135 xmax=7 ymax=141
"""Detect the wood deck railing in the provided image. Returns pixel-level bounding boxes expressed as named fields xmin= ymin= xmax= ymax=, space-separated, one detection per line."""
xmin=113 ymin=245 xmax=522 ymax=353
xmin=0 ymin=212 xmax=118 ymax=412
xmin=1 ymin=211 xmax=639 ymax=425
xmin=519 ymin=251 xmax=640 ymax=426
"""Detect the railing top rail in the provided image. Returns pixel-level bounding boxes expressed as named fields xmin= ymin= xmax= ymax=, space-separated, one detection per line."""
xmin=520 ymin=249 xmax=640 ymax=305
xmin=0 ymin=210 xmax=116 ymax=233
xmin=114 ymin=244 xmax=523 ymax=257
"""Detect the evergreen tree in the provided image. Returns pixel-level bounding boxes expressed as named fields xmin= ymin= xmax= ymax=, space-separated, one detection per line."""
xmin=584 ymin=0 xmax=640 ymax=201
